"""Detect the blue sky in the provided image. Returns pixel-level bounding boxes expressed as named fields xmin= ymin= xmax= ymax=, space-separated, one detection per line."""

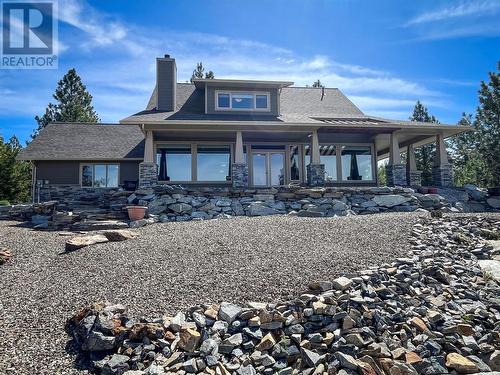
xmin=1 ymin=0 xmax=499 ymax=144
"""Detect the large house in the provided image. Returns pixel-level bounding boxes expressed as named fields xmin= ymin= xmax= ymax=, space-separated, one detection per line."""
xmin=19 ymin=55 xmax=470 ymax=197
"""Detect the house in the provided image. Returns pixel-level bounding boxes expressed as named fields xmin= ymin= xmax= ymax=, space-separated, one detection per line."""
xmin=19 ymin=54 xmax=471 ymax=199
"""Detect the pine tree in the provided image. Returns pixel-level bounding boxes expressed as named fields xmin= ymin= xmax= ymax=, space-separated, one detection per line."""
xmin=0 ymin=136 xmax=32 ymax=203
xmin=409 ymin=101 xmax=439 ymax=186
xmin=448 ymin=113 xmax=488 ymax=186
xmin=476 ymin=61 xmax=500 ymax=186
xmin=312 ymin=79 xmax=323 ymax=88
xmin=190 ymin=62 xmax=215 ymax=82
xmin=33 ymin=68 xmax=100 ymax=138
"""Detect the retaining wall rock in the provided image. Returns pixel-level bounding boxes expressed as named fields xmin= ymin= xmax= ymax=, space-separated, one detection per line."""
xmin=1 ymin=184 xmax=499 ymax=230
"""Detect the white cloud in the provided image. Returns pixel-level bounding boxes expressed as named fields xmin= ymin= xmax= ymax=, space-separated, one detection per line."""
xmin=403 ymin=0 xmax=500 ymax=40
xmin=406 ymin=0 xmax=500 ymax=25
xmin=0 ymin=0 xmax=446 ymax=126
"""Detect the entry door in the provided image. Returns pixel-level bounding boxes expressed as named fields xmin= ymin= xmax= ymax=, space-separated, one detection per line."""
xmin=252 ymin=152 xmax=285 ymax=187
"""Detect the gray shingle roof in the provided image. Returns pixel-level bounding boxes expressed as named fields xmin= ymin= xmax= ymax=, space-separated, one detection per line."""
xmin=18 ymin=123 xmax=144 ymax=160
xmin=120 ymin=84 xmax=364 ymax=123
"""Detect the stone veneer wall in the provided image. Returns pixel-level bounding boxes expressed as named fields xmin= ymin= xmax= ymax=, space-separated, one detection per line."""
xmin=139 ymin=162 xmax=158 ymax=188
xmin=231 ymin=163 xmax=248 ymax=188
xmin=38 ymin=185 xmax=121 ymax=208
xmin=432 ymin=164 xmax=454 ymax=187
xmin=306 ymin=164 xmax=325 ymax=187
xmin=386 ymin=164 xmax=406 ymax=186
xmin=407 ymin=170 xmax=422 ymax=187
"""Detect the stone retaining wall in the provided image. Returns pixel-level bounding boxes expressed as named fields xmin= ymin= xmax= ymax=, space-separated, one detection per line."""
xmin=1 ymin=184 xmax=499 ymax=230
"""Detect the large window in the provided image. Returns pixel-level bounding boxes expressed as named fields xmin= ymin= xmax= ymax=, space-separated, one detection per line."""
xmin=157 ymin=144 xmax=232 ymax=182
xmin=341 ymin=146 xmax=373 ymax=181
xmin=304 ymin=145 xmax=337 ymax=182
xmin=216 ymin=91 xmax=270 ymax=111
xmin=81 ymin=164 xmax=119 ymax=188
xmin=197 ymin=145 xmax=231 ymax=181
xmin=320 ymin=145 xmax=337 ymax=182
xmin=157 ymin=145 xmax=192 ymax=182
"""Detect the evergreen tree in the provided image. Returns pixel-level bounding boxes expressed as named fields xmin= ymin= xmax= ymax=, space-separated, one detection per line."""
xmin=448 ymin=113 xmax=489 ymax=186
xmin=33 ymin=68 xmax=100 ymax=138
xmin=0 ymin=136 xmax=31 ymax=203
xmin=409 ymin=101 xmax=439 ymax=186
xmin=312 ymin=79 xmax=323 ymax=88
xmin=476 ymin=61 xmax=500 ymax=186
xmin=190 ymin=62 xmax=215 ymax=82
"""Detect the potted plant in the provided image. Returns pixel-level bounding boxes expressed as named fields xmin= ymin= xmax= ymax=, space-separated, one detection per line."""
xmin=126 ymin=206 xmax=147 ymax=221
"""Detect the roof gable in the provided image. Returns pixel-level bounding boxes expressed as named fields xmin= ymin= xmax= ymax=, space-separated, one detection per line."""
xmin=18 ymin=123 xmax=145 ymax=160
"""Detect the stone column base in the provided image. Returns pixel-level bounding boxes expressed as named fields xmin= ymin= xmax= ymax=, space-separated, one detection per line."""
xmin=139 ymin=162 xmax=158 ymax=188
xmin=407 ymin=170 xmax=422 ymax=187
xmin=307 ymin=163 xmax=325 ymax=187
xmin=432 ymin=164 xmax=453 ymax=187
xmin=386 ymin=164 xmax=406 ymax=186
xmin=232 ymin=163 xmax=248 ymax=189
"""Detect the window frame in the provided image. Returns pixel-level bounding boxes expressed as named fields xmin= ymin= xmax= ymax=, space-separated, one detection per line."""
xmin=215 ymin=90 xmax=271 ymax=112
xmin=340 ymin=145 xmax=375 ymax=182
xmin=303 ymin=143 xmax=376 ymax=184
xmin=79 ymin=163 xmax=120 ymax=188
xmin=155 ymin=142 xmax=233 ymax=184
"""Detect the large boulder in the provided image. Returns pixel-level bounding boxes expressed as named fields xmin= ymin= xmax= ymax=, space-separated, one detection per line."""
xmin=464 ymin=184 xmax=488 ymax=201
xmin=372 ymin=195 xmax=412 ymax=208
xmin=246 ymin=203 xmax=280 ymax=216
xmin=486 ymin=197 xmax=500 ymax=209
xmin=65 ymin=234 xmax=109 ymax=252
xmin=168 ymin=203 xmax=192 ymax=214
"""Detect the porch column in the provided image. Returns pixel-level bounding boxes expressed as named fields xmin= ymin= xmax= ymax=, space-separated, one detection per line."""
xmin=307 ymin=130 xmax=325 ymax=187
xmin=432 ymin=133 xmax=453 ymax=187
xmin=406 ymin=144 xmax=422 ymax=187
xmin=385 ymin=131 xmax=406 ymax=186
xmin=144 ymin=130 xmax=154 ymax=163
xmin=232 ymin=131 xmax=248 ymax=188
xmin=139 ymin=130 xmax=158 ymax=188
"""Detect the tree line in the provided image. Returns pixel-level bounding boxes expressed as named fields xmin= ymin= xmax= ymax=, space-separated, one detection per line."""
xmin=0 ymin=62 xmax=498 ymax=204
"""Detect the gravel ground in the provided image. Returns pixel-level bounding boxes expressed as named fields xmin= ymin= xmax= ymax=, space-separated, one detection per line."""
xmin=0 ymin=213 xmax=423 ymax=374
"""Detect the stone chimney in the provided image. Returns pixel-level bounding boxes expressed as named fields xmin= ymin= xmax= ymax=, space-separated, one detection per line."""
xmin=156 ymin=54 xmax=176 ymax=111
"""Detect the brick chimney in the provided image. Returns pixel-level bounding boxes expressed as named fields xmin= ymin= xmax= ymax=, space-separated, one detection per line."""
xmin=156 ymin=54 xmax=176 ymax=111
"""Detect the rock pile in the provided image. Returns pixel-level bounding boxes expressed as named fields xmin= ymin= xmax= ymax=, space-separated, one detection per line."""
xmin=67 ymin=215 xmax=500 ymax=374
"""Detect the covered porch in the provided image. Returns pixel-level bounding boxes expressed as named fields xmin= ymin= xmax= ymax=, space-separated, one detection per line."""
xmin=138 ymin=120 xmax=470 ymax=189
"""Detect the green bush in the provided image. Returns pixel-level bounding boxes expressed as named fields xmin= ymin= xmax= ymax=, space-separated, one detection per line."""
xmin=0 ymin=200 xmax=10 ymax=206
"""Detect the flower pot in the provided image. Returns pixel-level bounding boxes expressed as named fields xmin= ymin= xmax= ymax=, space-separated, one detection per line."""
xmin=126 ymin=206 xmax=147 ymax=221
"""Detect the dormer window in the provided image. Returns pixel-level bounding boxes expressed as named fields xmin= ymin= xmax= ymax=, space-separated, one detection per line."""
xmin=216 ymin=91 xmax=270 ymax=111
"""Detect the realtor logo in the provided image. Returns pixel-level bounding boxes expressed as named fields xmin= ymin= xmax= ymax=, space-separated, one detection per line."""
xmin=1 ymin=0 xmax=58 ymax=69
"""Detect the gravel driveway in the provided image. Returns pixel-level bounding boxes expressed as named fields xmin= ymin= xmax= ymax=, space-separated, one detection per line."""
xmin=0 ymin=213 xmax=421 ymax=374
